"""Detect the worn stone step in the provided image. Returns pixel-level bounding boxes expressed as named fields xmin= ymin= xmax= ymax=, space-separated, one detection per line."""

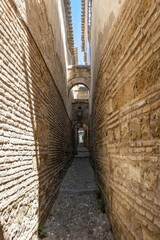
xmin=74 ymin=156 xmax=89 ymax=159
xmin=60 ymin=189 xmax=98 ymax=196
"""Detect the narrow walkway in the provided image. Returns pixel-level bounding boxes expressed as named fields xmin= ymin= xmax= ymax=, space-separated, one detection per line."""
xmin=43 ymin=146 xmax=113 ymax=240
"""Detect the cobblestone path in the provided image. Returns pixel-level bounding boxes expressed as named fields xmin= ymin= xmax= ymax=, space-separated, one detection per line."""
xmin=42 ymin=147 xmax=114 ymax=240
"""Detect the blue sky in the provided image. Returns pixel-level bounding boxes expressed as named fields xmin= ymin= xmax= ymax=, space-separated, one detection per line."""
xmin=71 ymin=0 xmax=84 ymax=64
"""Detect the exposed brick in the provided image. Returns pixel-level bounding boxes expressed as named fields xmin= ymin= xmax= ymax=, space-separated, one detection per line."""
xmin=91 ymin=0 xmax=160 ymax=239
xmin=0 ymin=1 xmax=73 ymax=239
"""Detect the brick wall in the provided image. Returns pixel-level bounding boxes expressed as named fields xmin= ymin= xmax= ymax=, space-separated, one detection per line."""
xmin=91 ymin=0 xmax=125 ymax=98
xmin=72 ymin=100 xmax=89 ymax=126
xmin=91 ymin=0 xmax=160 ymax=239
xmin=0 ymin=1 xmax=73 ymax=239
xmin=72 ymin=100 xmax=89 ymax=151
xmin=13 ymin=0 xmax=71 ymax=113
xmin=67 ymin=66 xmax=91 ymax=94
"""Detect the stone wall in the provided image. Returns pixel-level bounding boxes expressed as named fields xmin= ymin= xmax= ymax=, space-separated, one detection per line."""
xmin=91 ymin=0 xmax=160 ymax=239
xmin=72 ymin=100 xmax=89 ymax=126
xmin=90 ymin=0 xmax=125 ymax=106
xmin=67 ymin=65 xmax=91 ymax=94
xmin=0 ymin=1 xmax=73 ymax=239
xmin=72 ymin=100 xmax=89 ymax=152
xmin=12 ymin=0 xmax=72 ymax=113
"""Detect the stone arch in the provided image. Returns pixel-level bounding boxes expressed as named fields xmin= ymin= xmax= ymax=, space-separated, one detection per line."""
xmin=73 ymin=122 xmax=89 ymax=151
xmin=68 ymin=77 xmax=90 ymax=94
xmin=67 ymin=65 xmax=91 ymax=94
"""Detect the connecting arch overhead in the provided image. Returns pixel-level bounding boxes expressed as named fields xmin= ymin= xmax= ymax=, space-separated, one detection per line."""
xmin=68 ymin=77 xmax=90 ymax=94
xmin=67 ymin=65 xmax=91 ymax=94
xmin=73 ymin=121 xmax=88 ymax=127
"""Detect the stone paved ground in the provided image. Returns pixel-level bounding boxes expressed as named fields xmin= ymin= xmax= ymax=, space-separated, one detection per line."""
xmin=42 ymin=146 xmax=114 ymax=240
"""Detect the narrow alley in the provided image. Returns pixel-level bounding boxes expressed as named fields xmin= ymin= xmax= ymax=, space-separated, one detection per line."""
xmin=42 ymin=145 xmax=113 ymax=240
xmin=0 ymin=0 xmax=160 ymax=240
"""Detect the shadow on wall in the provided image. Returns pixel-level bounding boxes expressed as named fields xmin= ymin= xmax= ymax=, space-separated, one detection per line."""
xmin=0 ymin=224 xmax=4 ymax=240
xmin=1 ymin=1 xmax=72 ymax=239
xmin=24 ymin=0 xmax=73 ymax=230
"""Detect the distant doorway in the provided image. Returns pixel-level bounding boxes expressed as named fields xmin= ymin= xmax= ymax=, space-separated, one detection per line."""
xmin=78 ymin=128 xmax=85 ymax=144
xmin=74 ymin=123 xmax=88 ymax=154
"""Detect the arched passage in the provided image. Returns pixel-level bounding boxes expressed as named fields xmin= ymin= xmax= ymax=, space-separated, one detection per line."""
xmin=68 ymin=77 xmax=90 ymax=95
xmin=67 ymin=65 xmax=91 ymax=95
xmin=73 ymin=122 xmax=89 ymax=154
xmin=70 ymin=84 xmax=89 ymax=100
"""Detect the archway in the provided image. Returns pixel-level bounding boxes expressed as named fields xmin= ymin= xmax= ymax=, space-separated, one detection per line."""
xmin=70 ymin=84 xmax=89 ymax=100
xmin=73 ymin=122 xmax=89 ymax=154
xmin=67 ymin=64 xmax=90 ymax=93
xmin=68 ymin=77 xmax=90 ymax=96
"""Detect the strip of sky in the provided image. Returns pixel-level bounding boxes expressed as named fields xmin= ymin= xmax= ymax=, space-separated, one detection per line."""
xmin=70 ymin=0 xmax=84 ymax=65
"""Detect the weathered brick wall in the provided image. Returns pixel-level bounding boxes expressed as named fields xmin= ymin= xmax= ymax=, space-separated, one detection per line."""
xmin=91 ymin=0 xmax=125 ymax=97
xmin=67 ymin=65 xmax=91 ymax=94
xmin=13 ymin=0 xmax=71 ymax=113
xmin=0 ymin=1 xmax=73 ymax=239
xmin=72 ymin=100 xmax=89 ymax=152
xmin=72 ymin=100 xmax=89 ymax=126
xmin=91 ymin=1 xmax=160 ymax=239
